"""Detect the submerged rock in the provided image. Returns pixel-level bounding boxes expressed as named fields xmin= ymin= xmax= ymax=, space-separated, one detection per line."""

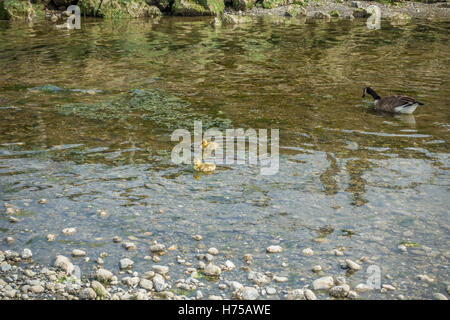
xmin=266 ymin=245 xmax=283 ymax=253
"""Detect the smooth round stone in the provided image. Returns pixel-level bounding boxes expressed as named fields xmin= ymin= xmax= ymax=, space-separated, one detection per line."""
xmin=61 ymin=228 xmax=76 ymax=236
xmin=46 ymin=234 xmax=57 ymax=242
xmin=122 ymin=242 xmax=137 ymax=251
xmin=207 ymin=247 xmax=219 ymax=255
xmin=71 ymin=249 xmax=86 ymax=257
xmin=312 ymin=265 xmax=322 ymax=273
xmin=304 ymin=289 xmax=317 ymax=300
xmin=152 ymin=265 xmax=169 ymax=275
xmin=239 ymin=287 xmax=259 ymax=300
xmin=149 ymin=244 xmax=165 ymax=252
xmin=302 ymin=248 xmax=314 ymax=256
xmin=266 ymin=245 xmax=283 ymax=253
xmin=312 ymin=276 xmax=334 ymax=290
xmin=21 ymin=248 xmax=33 ymax=259
xmin=329 ymin=284 xmax=350 ymax=298
xmin=119 ymin=258 xmax=134 ymax=270
xmin=345 ymin=259 xmax=362 ymax=271
xmin=203 ymin=263 xmax=221 ymax=276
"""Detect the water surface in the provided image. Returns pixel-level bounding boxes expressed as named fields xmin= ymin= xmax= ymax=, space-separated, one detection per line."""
xmin=0 ymin=16 xmax=449 ymax=299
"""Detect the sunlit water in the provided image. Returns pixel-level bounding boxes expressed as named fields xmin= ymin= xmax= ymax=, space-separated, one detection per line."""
xmin=0 ymin=16 xmax=449 ymax=299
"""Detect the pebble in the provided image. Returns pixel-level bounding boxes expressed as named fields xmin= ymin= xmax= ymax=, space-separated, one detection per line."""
xmin=90 ymin=280 xmax=108 ymax=297
xmin=153 ymin=274 xmax=166 ymax=292
xmin=266 ymin=245 xmax=283 ymax=253
xmin=273 ymin=275 xmax=288 ymax=283
xmin=192 ymin=235 xmax=203 ymax=241
xmin=71 ymin=249 xmax=86 ymax=257
xmin=204 ymin=263 xmax=221 ymax=276
xmin=152 ymin=265 xmax=169 ymax=275
xmin=139 ymin=278 xmax=153 ymax=290
xmin=229 ymin=281 xmax=243 ymax=292
xmin=196 ymin=290 xmax=204 ymax=299
xmin=9 ymin=216 xmax=19 ymax=223
xmin=5 ymin=237 xmax=15 ymax=244
xmin=223 ymin=260 xmax=235 ymax=271
xmin=122 ymin=242 xmax=137 ymax=251
xmin=331 ymin=249 xmax=344 ymax=256
xmin=286 ymin=289 xmax=305 ymax=300
xmin=335 ymin=276 xmax=346 ymax=286
xmin=416 ymin=274 xmax=434 ymax=282
xmin=149 ymin=244 xmax=165 ymax=252
xmin=248 ymin=271 xmax=270 ymax=285
xmin=54 ymin=255 xmax=74 ymax=274
xmin=119 ymin=258 xmax=134 ymax=270
xmin=312 ymin=265 xmax=322 ymax=273
xmin=302 ymin=248 xmax=314 ymax=256
xmin=355 ymin=283 xmax=374 ymax=292
xmin=61 ymin=228 xmax=76 ymax=236
xmin=21 ymin=248 xmax=33 ymax=259
xmin=38 ymin=199 xmax=48 ymax=204
xmin=382 ymin=284 xmax=396 ymax=291
xmin=433 ymin=293 xmax=448 ymax=300
xmin=304 ymin=289 xmax=317 ymax=300
xmin=96 ymin=268 xmax=114 ymax=282
xmin=312 ymin=276 xmax=334 ymax=290
xmin=398 ymin=244 xmax=407 ymax=252
xmin=113 ymin=236 xmax=122 ymax=243
xmin=29 ymin=284 xmax=44 ymax=294
xmin=80 ymin=287 xmax=97 ymax=300
xmin=266 ymin=287 xmax=277 ymax=295
xmin=46 ymin=234 xmax=57 ymax=241
xmin=347 ymin=290 xmax=359 ymax=299
xmin=345 ymin=259 xmax=362 ymax=271
xmin=329 ymin=284 xmax=350 ymax=298
xmin=238 ymin=286 xmax=259 ymax=300
xmin=207 ymin=247 xmax=219 ymax=255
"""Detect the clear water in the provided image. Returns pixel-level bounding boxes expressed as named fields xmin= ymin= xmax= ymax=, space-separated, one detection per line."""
xmin=0 ymin=16 xmax=449 ymax=299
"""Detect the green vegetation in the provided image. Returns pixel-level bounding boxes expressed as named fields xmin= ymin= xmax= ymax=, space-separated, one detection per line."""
xmin=57 ymin=88 xmax=232 ymax=132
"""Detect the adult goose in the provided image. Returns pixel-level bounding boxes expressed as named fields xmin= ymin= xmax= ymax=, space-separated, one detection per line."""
xmin=362 ymin=87 xmax=423 ymax=114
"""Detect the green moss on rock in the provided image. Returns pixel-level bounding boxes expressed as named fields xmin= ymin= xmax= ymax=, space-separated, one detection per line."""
xmin=262 ymin=0 xmax=292 ymax=9
xmin=78 ymin=0 xmax=162 ymax=18
xmin=172 ymin=0 xmax=224 ymax=16
xmin=232 ymin=0 xmax=255 ymax=11
xmin=329 ymin=10 xmax=340 ymax=17
xmin=0 ymin=0 xmax=43 ymax=20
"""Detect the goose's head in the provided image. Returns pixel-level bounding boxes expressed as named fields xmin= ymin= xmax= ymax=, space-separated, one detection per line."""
xmin=362 ymin=87 xmax=372 ymax=98
xmin=362 ymin=87 xmax=380 ymax=100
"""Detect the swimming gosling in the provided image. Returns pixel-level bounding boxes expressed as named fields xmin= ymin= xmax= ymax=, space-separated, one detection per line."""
xmin=362 ymin=87 xmax=423 ymax=114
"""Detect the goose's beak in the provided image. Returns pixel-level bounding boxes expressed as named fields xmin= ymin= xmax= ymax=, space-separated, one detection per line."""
xmin=362 ymin=93 xmax=365 ymax=98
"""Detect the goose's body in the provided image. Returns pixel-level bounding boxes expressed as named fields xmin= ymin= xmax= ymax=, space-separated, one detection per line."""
xmin=363 ymin=87 xmax=423 ymax=114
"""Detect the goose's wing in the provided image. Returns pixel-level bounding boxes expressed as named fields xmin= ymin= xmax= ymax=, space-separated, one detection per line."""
xmin=377 ymin=95 xmax=423 ymax=112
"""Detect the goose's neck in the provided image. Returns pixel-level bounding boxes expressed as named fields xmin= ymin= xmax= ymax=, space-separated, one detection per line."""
xmin=367 ymin=88 xmax=381 ymax=101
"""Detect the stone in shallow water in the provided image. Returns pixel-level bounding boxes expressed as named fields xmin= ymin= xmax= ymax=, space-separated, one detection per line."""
xmin=204 ymin=263 xmax=221 ymax=276
xmin=61 ymin=228 xmax=76 ymax=236
xmin=152 ymin=265 xmax=169 ymax=275
xmin=119 ymin=258 xmax=134 ymax=270
xmin=345 ymin=259 xmax=362 ymax=271
xmin=266 ymin=245 xmax=282 ymax=253
xmin=122 ymin=242 xmax=137 ymax=251
xmin=149 ymin=244 xmax=165 ymax=252
xmin=238 ymin=287 xmax=259 ymax=300
xmin=71 ymin=249 xmax=86 ymax=257
xmin=46 ymin=234 xmax=57 ymax=242
xmin=96 ymin=268 xmax=114 ymax=282
xmin=54 ymin=255 xmax=74 ymax=274
xmin=312 ymin=276 xmax=334 ymax=290
xmin=21 ymin=248 xmax=32 ymax=259
xmin=329 ymin=284 xmax=350 ymax=298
